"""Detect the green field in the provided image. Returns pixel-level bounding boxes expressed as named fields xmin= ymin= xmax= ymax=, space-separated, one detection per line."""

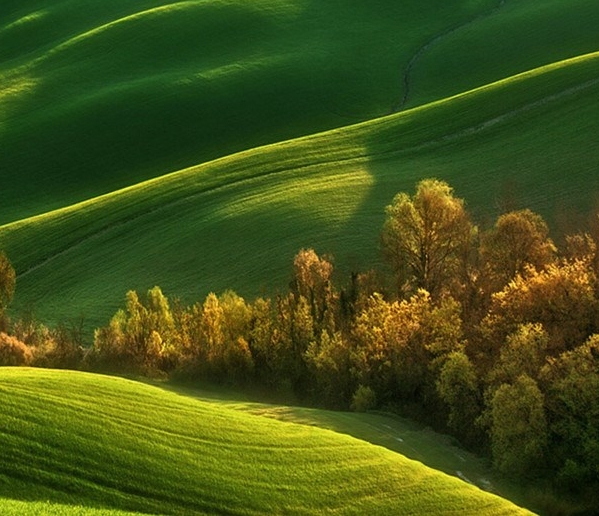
xmin=0 ymin=0 xmax=500 ymax=224
xmin=0 ymin=368 xmax=533 ymax=515
xmin=1 ymin=0 xmax=599 ymax=330
xmin=2 ymin=2 xmax=598 ymax=514
xmin=2 ymin=48 xmax=599 ymax=330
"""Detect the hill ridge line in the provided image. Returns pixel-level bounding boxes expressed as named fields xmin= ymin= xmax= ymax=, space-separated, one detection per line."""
xmin=16 ymin=1 xmax=199 ymax=68
xmin=395 ymin=0 xmax=507 ymax=112
xmin=394 ymin=76 xmax=599 ymax=156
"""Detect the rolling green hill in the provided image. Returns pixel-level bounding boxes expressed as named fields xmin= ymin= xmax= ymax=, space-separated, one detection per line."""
xmin=0 ymin=0 xmax=498 ymax=224
xmin=403 ymin=0 xmax=599 ymax=108
xmin=2 ymin=49 xmax=599 ymax=331
xmin=0 ymin=367 xmax=532 ymax=515
xmin=1 ymin=0 xmax=599 ymax=330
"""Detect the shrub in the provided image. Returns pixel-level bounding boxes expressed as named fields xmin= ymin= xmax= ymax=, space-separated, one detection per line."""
xmin=351 ymin=384 xmax=377 ymax=412
xmin=0 ymin=332 xmax=33 ymax=366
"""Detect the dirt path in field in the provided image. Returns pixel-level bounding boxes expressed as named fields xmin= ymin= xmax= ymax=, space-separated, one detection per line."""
xmin=394 ymin=0 xmax=507 ymax=112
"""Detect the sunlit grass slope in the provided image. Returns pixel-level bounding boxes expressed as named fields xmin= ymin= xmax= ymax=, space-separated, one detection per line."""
xmin=0 ymin=368 xmax=532 ymax=515
xmin=1 ymin=50 xmax=599 ymax=331
xmin=0 ymin=0 xmax=499 ymax=224
xmin=171 ymin=383 xmax=534 ymax=512
xmin=0 ymin=499 xmax=140 ymax=516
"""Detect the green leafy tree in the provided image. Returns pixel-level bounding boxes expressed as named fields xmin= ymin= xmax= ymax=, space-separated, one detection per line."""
xmin=488 ymin=375 xmax=548 ymax=476
xmin=436 ymin=350 xmax=481 ymax=442
xmin=488 ymin=323 xmax=549 ymax=387
xmin=381 ymin=179 xmax=474 ymax=298
xmin=304 ymin=330 xmax=351 ymax=407
xmin=541 ymin=335 xmax=599 ymax=488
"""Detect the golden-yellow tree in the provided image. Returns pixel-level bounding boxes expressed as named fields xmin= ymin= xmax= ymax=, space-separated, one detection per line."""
xmin=381 ymin=179 xmax=474 ymax=299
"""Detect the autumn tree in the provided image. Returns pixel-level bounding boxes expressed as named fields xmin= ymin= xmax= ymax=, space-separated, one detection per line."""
xmin=177 ymin=291 xmax=254 ymax=384
xmin=480 ymin=209 xmax=556 ymax=293
xmin=247 ymin=297 xmax=277 ymax=386
xmin=265 ymin=292 xmax=315 ymax=394
xmin=480 ymin=260 xmax=598 ymax=362
xmin=0 ymin=252 xmax=16 ymax=330
xmin=350 ymin=290 xmax=464 ymax=409
xmin=0 ymin=332 xmax=32 ymax=366
xmin=381 ymin=179 xmax=474 ymax=298
xmin=92 ymin=286 xmax=176 ymax=373
xmin=292 ymin=248 xmax=336 ymax=334
xmin=350 ymin=293 xmax=418 ymax=404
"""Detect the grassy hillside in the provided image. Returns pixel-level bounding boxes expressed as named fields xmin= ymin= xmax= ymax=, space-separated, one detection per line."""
xmin=0 ymin=368 xmax=532 ymax=515
xmin=171 ymin=382 xmax=535 ymax=512
xmin=0 ymin=0 xmax=499 ymax=224
xmin=403 ymin=0 xmax=599 ymax=107
xmin=3 ymin=0 xmax=599 ymax=225
xmin=0 ymin=499 xmax=139 ymax=516
xmin=2 ymin=49 xmax=599 ymax=331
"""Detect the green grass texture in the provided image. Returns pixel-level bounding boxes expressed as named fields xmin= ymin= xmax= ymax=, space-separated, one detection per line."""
xmin=0 ymin=367 xmax=533 ymax=515
xmin=2 ymin=48 xmax=599 ymax=332
xmin=0 ymin=0 xmax=498 ymax=224
xmin=403 ymin=0 xmax=599 ymax=108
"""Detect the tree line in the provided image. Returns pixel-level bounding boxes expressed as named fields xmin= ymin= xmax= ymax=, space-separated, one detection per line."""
xmin=1 ymin=178 xmax=598 ymax=503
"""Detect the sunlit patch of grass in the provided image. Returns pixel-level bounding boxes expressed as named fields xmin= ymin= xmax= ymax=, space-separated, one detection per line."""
xmin=0 ymin=9 xmax=48 ymax=35
xmin=0 ymin=368 xmax=533 ymax=515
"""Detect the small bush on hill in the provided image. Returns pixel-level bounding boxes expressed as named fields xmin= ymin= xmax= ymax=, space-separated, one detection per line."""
xmin=351 ymin=385 xmax=377 ymax=412
xmin=0 ymin=332 xmax=32 ymax=366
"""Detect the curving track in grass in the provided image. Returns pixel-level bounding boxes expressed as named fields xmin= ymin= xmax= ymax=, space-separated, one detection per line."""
xmin=395 ymin=0 xmax=506 ymax=111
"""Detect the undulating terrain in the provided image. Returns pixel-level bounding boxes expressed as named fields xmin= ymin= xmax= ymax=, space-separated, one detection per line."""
xmin=0 ymin=368 xmax=533 ymax=515
xmin=2 ymin=0 xmax=599 ymax=329
xmin=1 ymin=0 xmax=599 ymax=514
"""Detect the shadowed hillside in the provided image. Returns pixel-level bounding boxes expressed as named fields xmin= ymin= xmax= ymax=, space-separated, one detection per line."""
xmin=0 ymin=0 xmax=498 ymax=223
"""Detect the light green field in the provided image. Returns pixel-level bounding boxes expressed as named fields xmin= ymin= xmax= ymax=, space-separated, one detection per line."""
xmin=0 ymin=368 xmax=533 ymax=515
xmin=2 ymin=48 xmax=599 ymax=331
